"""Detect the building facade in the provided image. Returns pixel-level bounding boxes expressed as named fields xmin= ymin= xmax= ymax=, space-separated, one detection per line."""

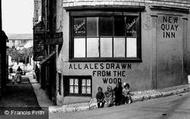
xmin=0 ymin=0 xmax=8 ymax=98
xmin=33 ymin=0 xmax=63 ymax=104
xmin=34 ymin=0 xmax=190 ymax=105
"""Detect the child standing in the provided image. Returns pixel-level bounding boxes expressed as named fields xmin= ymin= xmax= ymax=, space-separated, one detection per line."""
xmin=122 ymin=83 xmax=133 ymax=104
xmin=96 ymin=87 xmax=105 ymax=108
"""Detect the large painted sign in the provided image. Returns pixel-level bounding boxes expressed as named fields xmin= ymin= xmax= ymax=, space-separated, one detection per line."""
xmin=69 ymin=63 xmax=132 ymax=84
xmin=160 ymin=16 xmax=179 ymax=39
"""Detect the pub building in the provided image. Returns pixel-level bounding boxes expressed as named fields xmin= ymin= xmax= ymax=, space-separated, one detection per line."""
xmin=34 ymin=0 xmax=190 ymax=105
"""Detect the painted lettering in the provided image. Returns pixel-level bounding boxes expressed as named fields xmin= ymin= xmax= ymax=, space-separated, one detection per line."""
xmin=163 ymin=32 xmax=176 ymax=38
xmin=113 ymin=71 xmax=126 ymax=77
xmin=102 ymin=78 xmax=122 ymax=84
xmin=93 ymin=70 xmax=112 ymax=77
xmin=161 ymin=16 xmax=179 ymax=39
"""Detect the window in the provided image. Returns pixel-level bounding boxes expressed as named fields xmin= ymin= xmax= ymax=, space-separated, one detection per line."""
xmin=69 ymin=78 xmax=79 ymax=94
xmin=64 ymin=76 xmax=92 ymax=96
xmin=70 ymin=12 xmax=141 ymax=61
xmin=58 ymin=73 xmax=62 ymax=95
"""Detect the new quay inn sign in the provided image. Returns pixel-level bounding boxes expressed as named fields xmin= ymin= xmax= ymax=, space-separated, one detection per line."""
xmin=160 ymin=16 xmax=179 ymax=39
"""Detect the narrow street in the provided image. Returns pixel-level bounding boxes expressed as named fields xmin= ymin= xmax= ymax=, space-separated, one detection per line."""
xmin=0 ymin=74 xmax=49 ymax=119
xmin=0 ymin=76 xmax=40 ymax=107
xmin=50 ymin=92 xmax=190 ymax=119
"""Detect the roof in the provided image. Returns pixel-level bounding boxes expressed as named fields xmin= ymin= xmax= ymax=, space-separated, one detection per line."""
xmin=8 ymin=34 xmax=33 ymax=40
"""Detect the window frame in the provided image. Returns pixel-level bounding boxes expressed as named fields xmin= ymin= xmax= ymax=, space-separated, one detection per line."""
xmin=63 ymin=76 xmax=92 ymax=97
xmin=69 ymin=11 xmax=142 ymax=62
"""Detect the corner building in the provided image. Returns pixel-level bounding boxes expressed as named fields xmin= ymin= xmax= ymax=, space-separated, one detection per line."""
xmin=53 ymin=0 xmax=190 ymax=105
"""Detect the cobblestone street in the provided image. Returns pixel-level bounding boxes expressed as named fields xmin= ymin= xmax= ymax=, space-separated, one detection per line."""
xmin=0 ymin=76 xmax=40 ymax=107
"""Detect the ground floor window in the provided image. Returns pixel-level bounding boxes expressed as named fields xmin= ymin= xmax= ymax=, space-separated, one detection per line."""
xmin=64 ymin=76 xmax=92 ymax=96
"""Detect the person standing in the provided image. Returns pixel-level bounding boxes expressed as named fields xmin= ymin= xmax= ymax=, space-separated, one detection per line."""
xmin=16 ymin=66 xmax=22 ymax=83
xmin=35 ymin=64 xmax=40 ymax=82
xmin=114 ymin=81 xmax=123 ymax=106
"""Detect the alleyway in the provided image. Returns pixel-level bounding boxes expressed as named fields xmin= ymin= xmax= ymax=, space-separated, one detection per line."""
xmin=0 ymin=76 xmax=40 ymax=107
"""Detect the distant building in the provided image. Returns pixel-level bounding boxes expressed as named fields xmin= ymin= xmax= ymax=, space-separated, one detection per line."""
xmin=34 ymin=0 xmax=190 ymax=105
xmin=33 ymin=0 xmax=62 ymax=104
xmin=7 ymin=34 xmax=33 ymax=67
xmin=7 ymin=34 xmax=33 ymax=49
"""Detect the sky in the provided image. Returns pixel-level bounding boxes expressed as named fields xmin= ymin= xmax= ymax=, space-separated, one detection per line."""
xmin=2 ymin=0 xmax=34 ymax=34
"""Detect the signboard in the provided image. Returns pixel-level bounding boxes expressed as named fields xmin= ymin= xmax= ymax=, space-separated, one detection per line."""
xmin=45 ymin=32 xmax=63 ymax=44
xmin=159 ymin=15 xmax=179 ymax=39
xmin=68 ymin=63 xmax=132 ymax=85
xmin=33 ymin=32 xmax=63 ymax=61
xmin=33 ymin=33 xmax=45 ymax=61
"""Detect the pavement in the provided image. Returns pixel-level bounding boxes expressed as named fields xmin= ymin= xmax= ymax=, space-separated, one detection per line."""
xmin=48 ymin=84 xmax=190 ymax=114
xmin=27 ymin=72 xmax=54 ymax=107
xmin=50 ymin=92 xmax=190 ymax=119
xmin=26 ymin=72 xmax=190 ymax=114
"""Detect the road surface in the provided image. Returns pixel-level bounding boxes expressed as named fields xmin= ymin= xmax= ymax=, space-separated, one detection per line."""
xmin=50 ymin=92 xmax=190 ymax=119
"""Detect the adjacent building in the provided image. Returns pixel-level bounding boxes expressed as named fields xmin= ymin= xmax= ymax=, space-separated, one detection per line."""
xmin=33 ymin=0 xmax=63 ymax=104
xmin=0 ymin=0 xmax=8 ymax=98
xmin=34 ymin=0 xmax=190 ymax=105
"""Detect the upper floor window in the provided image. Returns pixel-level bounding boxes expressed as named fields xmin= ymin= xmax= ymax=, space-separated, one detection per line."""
xmin=70 ymin=12 xmax=141 ymax=62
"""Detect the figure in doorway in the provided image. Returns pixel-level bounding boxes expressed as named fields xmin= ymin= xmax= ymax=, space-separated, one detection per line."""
xmin=35 ymin=64 xmax=40 ymax=82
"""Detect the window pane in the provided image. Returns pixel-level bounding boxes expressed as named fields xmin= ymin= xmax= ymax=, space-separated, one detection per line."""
xmin=70 ymin=79 xmax=73 ymax=85
xmin=114 ymin=38 xmax=125 ymax=57
xmin=73 ymin=18 xmax=86 ymax=36
xmin=74 ymin=38 xmax=85 ymax=57
xmin=74 ymin=79 xmax=78 ymax=85
xmin=87 ymin=87 xmax=91 ymax=94
xmin=87 ymin=79 xmax=91 ymax=86
xmin=127 ymin=38 xmax=137 ymax=57
xmin=82 ymin=79 xmax=86 ymax=86
xmin=99 ymin=17 xmax=113 ymax=36
xmin=126 ymin=16 xmax=138 ymax=37
xmin=114 ymin=17 xmax=125 ymax=36
xmin=87 ymin=38 xmax=99 ymax=57
xmin=87 ymin=17 xmax=98 ymax=37
xmin=70 ymin=86 xmax=74 ymax=93
xmin=82 ymin=87 xmax=86 ymax=94
xmin=74 ymin=86 xmax=79 ymax=93
xmin=100 ymin=38 xmax=112 ymax=57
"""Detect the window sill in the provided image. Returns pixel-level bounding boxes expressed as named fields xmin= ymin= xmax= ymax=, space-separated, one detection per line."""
xmin=69 ymin=58 xmax=142 ymax=62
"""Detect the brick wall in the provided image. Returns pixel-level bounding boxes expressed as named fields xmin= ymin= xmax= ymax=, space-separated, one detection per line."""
xmin=62 ymin=0 xmax=190 ymax=8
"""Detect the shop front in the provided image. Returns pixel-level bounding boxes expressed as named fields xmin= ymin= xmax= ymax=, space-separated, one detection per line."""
xmin=56 ymin=1 xmax=190 ymax=105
